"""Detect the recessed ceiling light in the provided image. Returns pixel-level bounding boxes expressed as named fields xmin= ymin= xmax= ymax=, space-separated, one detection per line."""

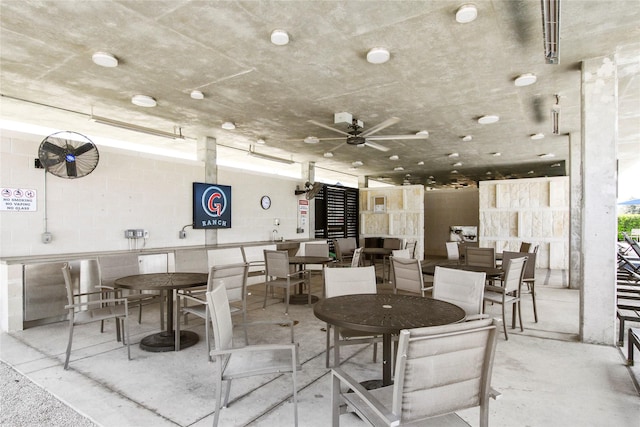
xmin=323 ymin=152 xmax=334 ymax=158
xmin=352 ymin=160 xmax=363 ymax=167
xmin=539 ymin=153 xmax=555 ymax=158
xmin=393 ymin=166 xmax=404 ymax=171
xmin=256 ymin=138 xmax=266 ymax=145
xmin=455 ymin=4 xmax=478 ymax=23
xmin=515 ymin=73 xmax=537 ymax=86
xmin=478 ymin=115 xmax=499 ymax=124
xmin=448 ymin=152 xmax=459 ymax=158
xmin=389 ymin=154 xmax=399 ymax=160
xmin=131 ymin=94 xmax=157 ymax=107
xmin=453 ymin=162 xmax=462 ymax=167
xmin=366 ymin=47 xmax=390 ymax=64
xmin=92 ymin=52 xmax=118 ymax=67
xmin=270 ymin=29 xmax=290 ymax=46
xmin=221 ymin=122 xmax=236 ymax=130
xmin=417 ymin=161 xmax=424 ymax=165
xmin=190 ymin=90 xmax=204 ymax=100
xmin=416 ymin=130 xmax=429 ymax=137
xmin=492 ymin=152 xmax=501 ymax=157
xmin=530 ymin=133 xmax=545 ymax=140
xmin=462 ymin=135 xmax=473 ymax=142
xmin=304 ymin=136 xmax=319 ymax=144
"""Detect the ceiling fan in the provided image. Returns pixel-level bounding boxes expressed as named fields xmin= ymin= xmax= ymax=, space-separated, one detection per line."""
xmin=303 ymin=112 xmax=429 ymax=152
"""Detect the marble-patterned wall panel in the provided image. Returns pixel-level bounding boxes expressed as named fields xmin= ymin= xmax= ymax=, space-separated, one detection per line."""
xmin=479 ymin=211 xmax=498 ymax=237
xmin=479 ymin=184 xmax=496 ymax=209
xmin=549 ymin=178 xmax=569 ymax=207
xmin=529 ymin=182 xmax=542 ymax=208
xmin=361 ymin=213 xmax=389 ymax=235
xmin=553 ymin=211 xmax=569 ymax=237
xmin=404 ymin=187 xmax=423 ymax=210
xmin=508 ymin=211 xmax=519 ymax=237
xmin=387 ymin=191 xmax=404 ymax=211
xmin=495 ymin=184 xmax=511 ymax=209
xmin=518 ymin=211 xmax=528 ymax=238
xmin=391 ymin=212 xmax=422 ymax=236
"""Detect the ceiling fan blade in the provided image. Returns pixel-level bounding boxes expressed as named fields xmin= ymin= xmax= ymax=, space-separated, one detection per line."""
xmin=360 ymin=117 xmax=400 ymax=137
xmin=364 ymin=141 xmax=390 ymax=152
xmin=284 ymin=136 xmax=345 ymax=142
xmin=307 ymin=120 xmax=351 ymax=136
xmin=330 ymin=141 xmax=348 ymax=151
xmin=74 ymin=142 xmax=95 ymax=156
xmin=41 ymin=140 xmax=68 ymax=156
xmin=65 ymin=158 xmax=78 ymax=177
xmin=366 ymin=134 xmax=429 ymax=141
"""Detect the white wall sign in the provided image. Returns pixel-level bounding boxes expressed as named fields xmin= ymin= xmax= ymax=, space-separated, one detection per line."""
xmin=1 ymin=187 xmax=37 ymax=211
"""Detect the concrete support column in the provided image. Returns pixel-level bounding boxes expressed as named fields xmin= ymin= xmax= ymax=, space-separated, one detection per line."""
xmin=579 ymin=55 xmax=618 ymax=344
xmin=302 ymin=161 xmax=315 ymax=184
xmin=358 ymin=175 xmax=368 ymax=188
xmin=197 ymin=136 xmax=218 ymax=246
xmin=569 ymin=132 xmax=582 ymax=291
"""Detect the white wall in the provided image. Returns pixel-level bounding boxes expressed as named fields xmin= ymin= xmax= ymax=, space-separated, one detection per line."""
xmin=0 ymin=130 xmax=307 ymax=258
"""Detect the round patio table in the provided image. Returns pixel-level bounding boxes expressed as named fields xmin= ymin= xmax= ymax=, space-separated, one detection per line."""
xmin=115 ymin=272 xmax=208 ymax=352
xmin=314 ymin=293 xmax=465 ymax=387
xmin=288 ymin=256 xmax=333 ymax=304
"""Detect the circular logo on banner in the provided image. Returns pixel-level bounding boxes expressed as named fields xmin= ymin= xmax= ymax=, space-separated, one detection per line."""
xmin=201 ymin=186 xmax=228 ymax=218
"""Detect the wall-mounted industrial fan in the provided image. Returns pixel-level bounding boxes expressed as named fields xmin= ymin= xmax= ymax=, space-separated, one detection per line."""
xmin=38 ymin=131 xmax=99 ymax=178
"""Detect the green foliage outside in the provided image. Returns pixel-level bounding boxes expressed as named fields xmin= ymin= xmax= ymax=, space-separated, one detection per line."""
xmin=618 ymin=214 xmax=640 ymax=240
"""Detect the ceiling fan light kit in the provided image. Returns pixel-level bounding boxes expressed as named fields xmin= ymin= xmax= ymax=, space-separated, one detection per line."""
xmin=366 ymin=47 xmax=390 ymax=64
xmin=303 ymin=136 xmax=319 ymax=144
xmin=131 ymin=94 xmax=157 ymax=107
xmin=92 ymin=51 xmax=118 ymax=67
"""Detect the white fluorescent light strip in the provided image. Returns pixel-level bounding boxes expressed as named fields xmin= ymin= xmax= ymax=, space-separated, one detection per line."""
xmin=90 ymin=115 xmax=185 ymax=140
xmin=248 ymin=146 xmax=294 ymax=164
xmin=541 ymin=0 xmax=560 ymax=64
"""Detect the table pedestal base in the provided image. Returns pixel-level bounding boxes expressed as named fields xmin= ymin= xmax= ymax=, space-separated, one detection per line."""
xmin=289 ymin=294 xmax=319 ymax=305
xmin=360 ymin=379 xmax=388 ymax=390
xmin=140 ymin=330 xmax=199 ymax=352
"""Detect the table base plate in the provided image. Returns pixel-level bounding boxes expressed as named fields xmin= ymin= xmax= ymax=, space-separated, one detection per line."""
xmin=289 ymin=294 xmax=319 ymax=305
xmin=140 ymin=331 xmax=199 ymax=352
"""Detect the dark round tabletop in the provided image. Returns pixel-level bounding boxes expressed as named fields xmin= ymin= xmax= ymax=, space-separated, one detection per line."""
xmin=314 ymin=294 xmax=466 ymax=335
xmin=361 ymin=248 xmax=394 ymax=255
xmin=422 ymin=263 xmax=503 ymax=278
xmin=288 ymin=256 xmax=334 ymax=264
xmin=114 ymin=272 xmax=208 ymax=291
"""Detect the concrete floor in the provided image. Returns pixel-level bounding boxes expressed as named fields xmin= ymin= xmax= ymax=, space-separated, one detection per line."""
xmin=1 ymin=263 xmax=639 ymax=426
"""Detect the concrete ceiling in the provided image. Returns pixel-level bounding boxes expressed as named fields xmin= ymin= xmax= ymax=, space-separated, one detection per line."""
xmin=1 ymin=0 xmax=639 ymax=188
